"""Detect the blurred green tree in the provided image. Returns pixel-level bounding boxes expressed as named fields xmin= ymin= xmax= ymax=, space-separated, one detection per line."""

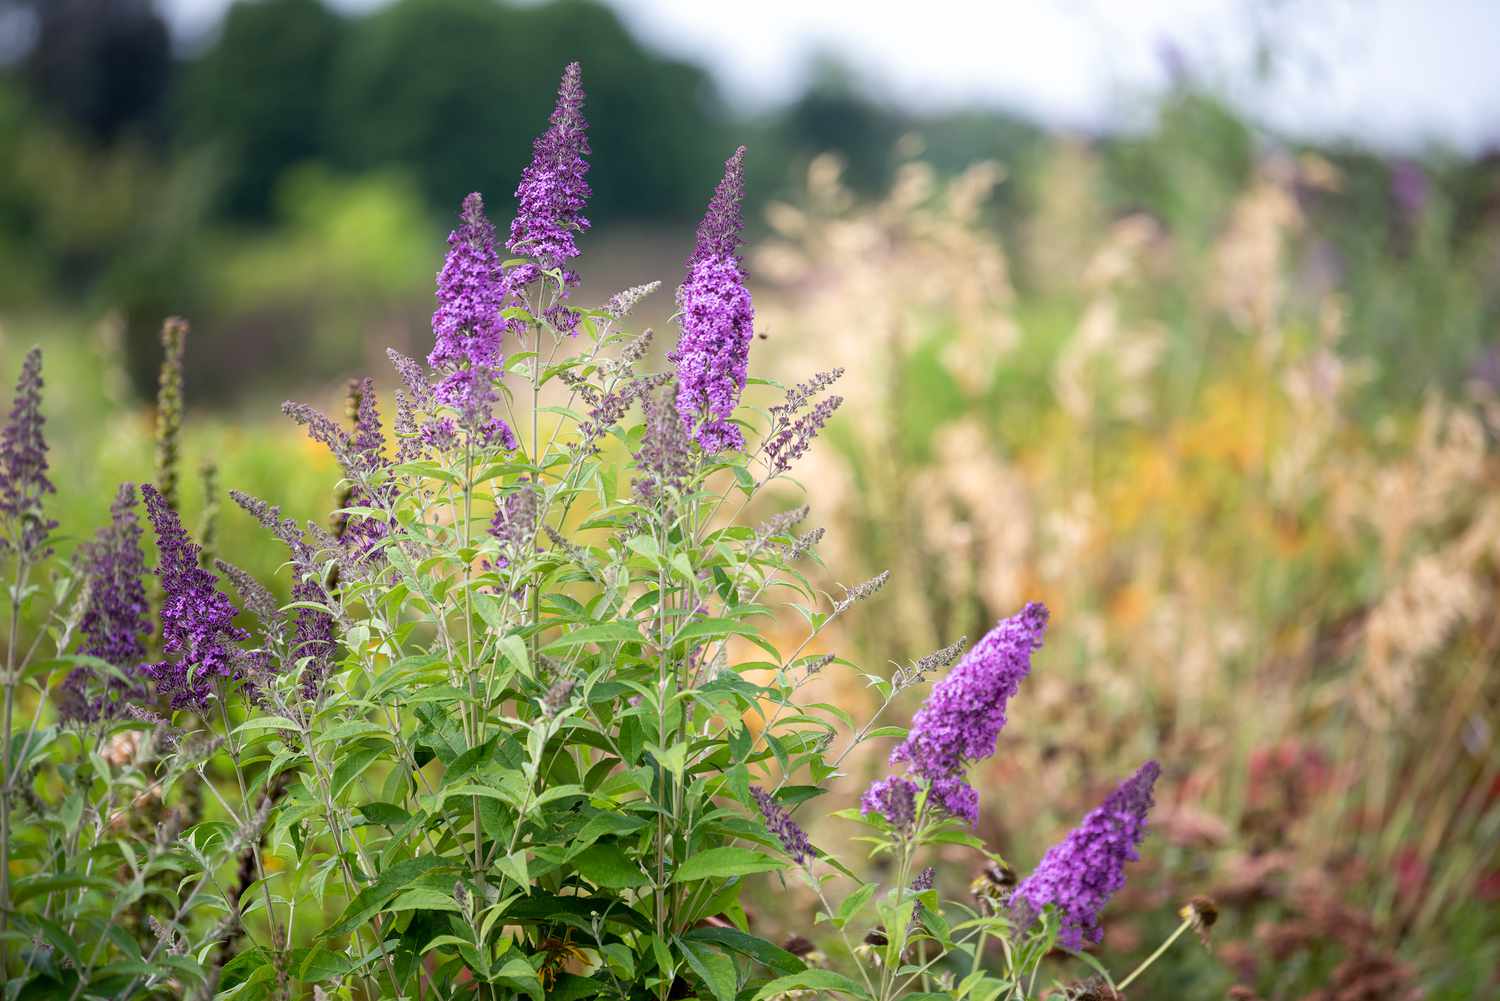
xmin=326 ymin=0 xmax=727 ymax=224
xmin=178 ymin=0 xmax=345 ymax=219
xmin=4 ymin=0 xmax=172 ymax=143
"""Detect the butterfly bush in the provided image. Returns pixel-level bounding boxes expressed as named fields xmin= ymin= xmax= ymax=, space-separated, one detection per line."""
xmin=0 ymin=63 xmax=1204 ymax=1001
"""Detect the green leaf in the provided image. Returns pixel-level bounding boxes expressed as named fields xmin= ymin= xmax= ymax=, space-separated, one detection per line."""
xmin=684 ymin=926 xmax=804 ymax=975
xmin=752 ymin=970 xmax=870 ymax=1001
xmin=542 ymin=622 xmax=642 ymax=651
xmin=626 ymin=535 xmax=660 ymax=562
xmin=234 ymin=715 xmax=300 ymax=736
xmin=573 ymin=842 xmax=649 ymax=889
xmin=331 ymin=741 xmax=386 ymax=799
xmin=675 ymin=618 xmax=759 ymax=643
xmin=388 ymin=887 xmax=462 ymax=913
xmin=321 ymin=856 xmax=453 ymax=938
xmin=648 ymin=741 xmax=688 ymax=779
xmin=504 ymin=893 xmax=651 ymax=932
xmin=547 ymin=974 xmax=611 ymax=1001
xmin=679 ymin=937 xmax=738 ymax=1001
xmin=356 ymin=801 xmax=411 ymax=828
xmin=832 ymin=882 xmax=877 ymax=929
xmin=673 ymin=847 xmax=783 ymax=884
xmin=299 ymin=946 xmax=359 ymax=981
xmin=11 ymin=872 xmax=115 ymax=905
xmin=495 ymin=956 xmax=544 ymax=1001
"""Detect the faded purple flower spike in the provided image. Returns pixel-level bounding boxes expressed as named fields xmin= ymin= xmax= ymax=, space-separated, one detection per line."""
xmin=1011 ymin=761 xmax=1161 ymax=950
xmin=59 ymin=484 xmax=152 ymax=722
xmin=338 ymin=377 xmax=391 ymax=555
xmin=751 ymin=786 xmax=813 ymax=864
xmin=670 ymin=148 xmax=754 ymax=453
xmin=232 ymin=491 xmax=336 ymax=700
xmin=766 ymin=370 xmax=844 ymax=477
xmin=860 ymin=775 xmax=919 ymax=832
xmin=0 ymin=348 xmax=57 ymax=559
xmin=489 ymin=480 xmax=538 ymax=564
xmin=632 ymin=384 xmax=694 ymax=504
xmin=139 ymin=483 xmax=248 ymax=709
xmin=890 ymin=602 xmax=1049 ymax=823
xmin=508 ymin=62 xmax=591 ymax=282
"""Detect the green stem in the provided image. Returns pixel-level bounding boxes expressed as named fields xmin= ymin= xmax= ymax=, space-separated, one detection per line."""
xmin=1116 ymin=915 xmax=1192 ymax=992
xmin=0 ymin=554 xmax=29 ymax=974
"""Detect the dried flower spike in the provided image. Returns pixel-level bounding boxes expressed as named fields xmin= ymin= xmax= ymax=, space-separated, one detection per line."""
xmin=153 ymin=318 xmax=187 ymax=510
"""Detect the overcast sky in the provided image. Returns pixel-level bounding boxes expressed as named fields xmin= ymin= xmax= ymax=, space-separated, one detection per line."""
xmin=158 ymin=0 xmax=1500 ymax=153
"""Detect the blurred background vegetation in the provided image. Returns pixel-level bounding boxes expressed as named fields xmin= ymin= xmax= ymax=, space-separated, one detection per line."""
xmin=0 ymin=1 xmax=1497 ymax=998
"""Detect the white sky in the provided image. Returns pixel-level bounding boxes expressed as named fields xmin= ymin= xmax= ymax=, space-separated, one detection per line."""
xmin=159 ymin=0 xmax=1500 ymax=153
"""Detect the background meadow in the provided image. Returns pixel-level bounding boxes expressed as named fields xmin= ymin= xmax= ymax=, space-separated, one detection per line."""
xmin=1 ymin=2 xmax=1497 ymax=998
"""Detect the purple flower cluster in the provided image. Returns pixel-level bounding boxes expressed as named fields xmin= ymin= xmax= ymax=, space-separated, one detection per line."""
xmin=80 ymin=484 xmax=152 ymax=666
xmin=750 ymin=786 xmax=813 ymax=864
xmin=860 ymin=775 xmax=918 ymax=832
xmin=886 ymin=602 xmax=1049 ymax=824
xmin=0 ymin=349 xmax=57 ymax=559
xmin=428 ymin=192 xmax=519 ymax=446
xmin=1011 ymin=761 xmax=1161 ymax=950
xmin=430 ymin=212 xmax=512 ymax=446
xmin=139 ymin=484 xmax=248 ymax=709
xmin=59 ymin=483 xmax=152 ymax=722
xmin=507 ymin=62 xmax=591 ymax=283
xmin=432 ymin=192 xmax=512 ymax=375
xmin=670 ymin=147 xmax=754 ymax=453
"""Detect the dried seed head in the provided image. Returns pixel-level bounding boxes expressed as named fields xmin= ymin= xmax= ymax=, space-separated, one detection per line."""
xmin=800 ymin=653 xmax=835 ymax=677
xmin=604 ymin=282 xmax=661 ymax=319
xmin=784 ymin=526 xmax=824 ymax=562
xmin=153 ymin=319 xmax=187 ymax=511
xmin=895 ymin=635 xmax=968 ymax=690
xmin=541 ymin=677 xmax=577 ymax=717
xmin=1060 ymin=975 xmax=1122 ymax=1001
xmin=834 ymin=570 xmax=890 ymax=614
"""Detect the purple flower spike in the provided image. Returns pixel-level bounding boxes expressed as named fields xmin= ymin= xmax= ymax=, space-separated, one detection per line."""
xmin=891 ymin=603 xmax=1048 ymax=784
xmin=860 ymin=775 xmax=919 ymax=832
xmin=751 ymin=786 xmax=813 ymax=864
xmin=670 ymin=147 xmax=754 ymax=453
xmin=139 ymin=483 xmax=248 ymax=710
xmin=508 ymin=61 xmax=591 ymax=280
xmin=1011 ymin=761 xmax=1162 ymax=950
xmin=432 ymin=192 xmax=513 ymax=375
xmin=0 ymin=348 xmax=57 ymax=559
xmin=428 ymin=193 xmax=519 ymax=449
xmin=929 ymin=776 xmax=980 ymax=826
xmin=60 ymin=483 xmax=152 ymax=722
